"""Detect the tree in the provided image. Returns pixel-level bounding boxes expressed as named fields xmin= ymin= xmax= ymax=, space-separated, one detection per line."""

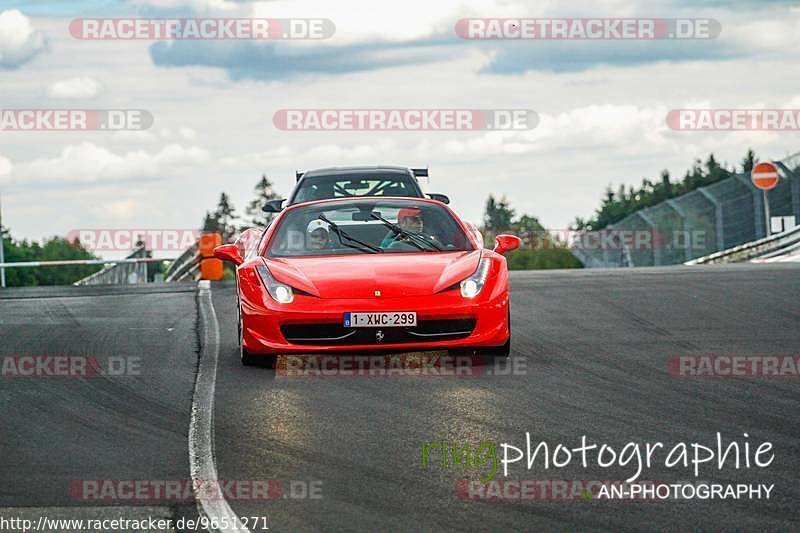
xmin=215 ymin=192 xmax=236 ymax=233
xmin=512 ymin=214 xmax=544 ymax=233
xmin=479 ymin=195 xmax=583 ymax=270
xmin=201 ymin=210 xmax=219 ymax=234
xmin=244 ymin=175 xmax=280 ymax=228
xmin=656 ymin=170 xmax=672 ymax=202
xmin=577 ymin=150 xmax=760 ymax=231
xmin=572 ymin=217 xmax=588 ymax=231
xmin=483 ymin=195 xmax=515 ymax=233
xmin=201 ymin=192 xmax=237 ymax=243
xmin=704 ymin=153 xmax=731 ymax=185
xmin=2 ymin=232 xmax=100 ymax=287
xmin=741 ymin=149 xmax=757 ymax=173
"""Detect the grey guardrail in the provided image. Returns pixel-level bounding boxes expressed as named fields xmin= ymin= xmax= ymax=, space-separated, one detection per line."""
xmin=164 ymin=242 xmax=200 ymax=282
xmin=684 ymin=224 xmax=800 ymax=265
xmin=74 ymin=246 xmax=152 ymax=285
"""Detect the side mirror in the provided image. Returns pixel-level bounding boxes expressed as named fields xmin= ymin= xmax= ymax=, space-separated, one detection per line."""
xmin=262 ymin=199 xmax=285 ymax=213
xmin=213 ymin=243 xmax=243 ymax=265
xmin=493 ymin=234 xmax=521 ymax=255
xmin=427 ymin=193 xmax=450 ymax=204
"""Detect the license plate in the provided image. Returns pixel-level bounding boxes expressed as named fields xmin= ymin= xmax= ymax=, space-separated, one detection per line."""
xmin=344 ymin=312 xmax=417 ymax=328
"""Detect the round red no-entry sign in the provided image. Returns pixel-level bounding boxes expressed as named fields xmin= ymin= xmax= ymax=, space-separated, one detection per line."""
xmin=751 ymin=161 xmax=780 ymax=191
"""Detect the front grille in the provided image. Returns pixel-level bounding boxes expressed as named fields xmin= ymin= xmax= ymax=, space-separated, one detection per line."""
xmin=281 ymin=318 xmax=476 ymax=345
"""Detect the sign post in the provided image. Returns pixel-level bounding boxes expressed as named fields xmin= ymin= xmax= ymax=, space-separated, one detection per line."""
xmin=751 ymin=161 xmax=780 ymax=235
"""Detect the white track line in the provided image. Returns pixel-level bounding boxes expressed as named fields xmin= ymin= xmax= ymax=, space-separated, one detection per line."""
xmin=190 ymin=280 xmax=256 ymax=532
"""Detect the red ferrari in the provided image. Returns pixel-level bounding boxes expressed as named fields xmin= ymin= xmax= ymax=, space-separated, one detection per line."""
xmin=214 ymin=197 xmax=520 ymax=366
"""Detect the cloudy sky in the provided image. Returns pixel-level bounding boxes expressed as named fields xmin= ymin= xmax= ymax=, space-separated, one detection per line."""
xmin=1 ymin=0 xmax=799 ymax=253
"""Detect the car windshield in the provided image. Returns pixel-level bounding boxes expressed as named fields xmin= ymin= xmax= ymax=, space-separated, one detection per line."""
xmin=267 ymin=200 xmax=473 ymax=257
xmin=291 ymin=173 xmax=418 ymax=204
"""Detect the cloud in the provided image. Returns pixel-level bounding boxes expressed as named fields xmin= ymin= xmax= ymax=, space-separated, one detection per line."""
xmin=140 ymin=0 xmax=800 ymax=79
xmin=1 ymin=142 xmax=210 ymax=185
xmin=111 ymin=127 xmax=198 ymax=145
xmin=126 ymin=0 xmax=245 ymax=14
xmin=5 ymin=0 xmax=800 ymax=242
xmin=0 ymin=155 xmax=12 ymax=177
xmin=674 ymin=0 xmax=799 ymax=7
xmin=141 ymin=0 xmax=469 ymax=79
xmin=47 ymin=76 xmax=104 ymax=99
xmin=219 ymin=140 xmax=399 ymax=170
xmin=0 ymin=10 xmax=47 ymax=68
xmin=436 ymin=104 xmax=673 ymax=159
xmin=482 ymin=40 xmax=737 ymax=75
xmin=149 ymin=39 xmax=454 ymax=80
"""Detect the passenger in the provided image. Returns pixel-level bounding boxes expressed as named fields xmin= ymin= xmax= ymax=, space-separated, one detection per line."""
xmin=306 ymin=219 xmax=331 ymax=250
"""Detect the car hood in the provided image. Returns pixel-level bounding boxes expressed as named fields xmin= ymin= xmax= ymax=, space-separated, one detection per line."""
xmin=265 ymin=250 xmax=482 ymax=299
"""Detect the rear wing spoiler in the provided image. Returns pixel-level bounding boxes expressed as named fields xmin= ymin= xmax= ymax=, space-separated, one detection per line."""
xmin=297 ymin=167 xmax=427 ymax=180
xmin=411 ymin=167 xmax=428 ymax=178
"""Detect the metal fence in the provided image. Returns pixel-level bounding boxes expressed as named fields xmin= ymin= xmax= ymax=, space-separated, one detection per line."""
xmin=163 ymin=241 xmax=200 ymax=282
xmin=74 ymin=246 xmax=152 ymax=285
xmin=572 ymin=154 xmax=800 ymax=267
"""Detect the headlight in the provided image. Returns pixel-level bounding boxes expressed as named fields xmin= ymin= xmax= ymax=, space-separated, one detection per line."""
xmin=256 ymin=264 xmax=294 ymax=303
xmin=460 ymin=258 xmax=491 ymax=298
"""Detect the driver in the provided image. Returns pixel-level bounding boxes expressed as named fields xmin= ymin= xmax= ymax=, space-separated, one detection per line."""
xmin=398 ymin=208 xmax=423 ymax=234
xmin=381 ymin=208 xmax=439 ymax=248
xmin=306 ymin=219 xmax=331 ymax=250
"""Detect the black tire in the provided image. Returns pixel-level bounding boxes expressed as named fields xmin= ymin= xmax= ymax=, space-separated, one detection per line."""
xmin=475 ymin=336 xmax=510 ymax=357
xmin=240 ymin=346 xmax=258 ymax=366
xmin=240 ymin=344 xmax=277 ymax=368
xmin=452 ymin=308 xmax=511 ymax=357
xmin=237 ymin=302 xmax=248 ymax=364
xmin=238 ymin=304 xmax=277 ymax=368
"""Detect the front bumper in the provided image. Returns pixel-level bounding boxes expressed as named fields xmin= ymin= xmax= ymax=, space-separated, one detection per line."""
xmin=241 ymin=289 xmax=509 ymax=355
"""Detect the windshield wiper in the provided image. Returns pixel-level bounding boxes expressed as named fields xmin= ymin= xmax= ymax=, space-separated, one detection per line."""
xmin=318 ymin=214 xmax=383 ymax=254
xmin=369 ymin=213 xmax=443 ymax=251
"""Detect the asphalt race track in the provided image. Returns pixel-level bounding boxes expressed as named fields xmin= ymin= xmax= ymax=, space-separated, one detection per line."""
xmin=0 ymin=285 xmax=202 ymax=528
xmin=2 ymin=264 xmax=799 ymax=532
